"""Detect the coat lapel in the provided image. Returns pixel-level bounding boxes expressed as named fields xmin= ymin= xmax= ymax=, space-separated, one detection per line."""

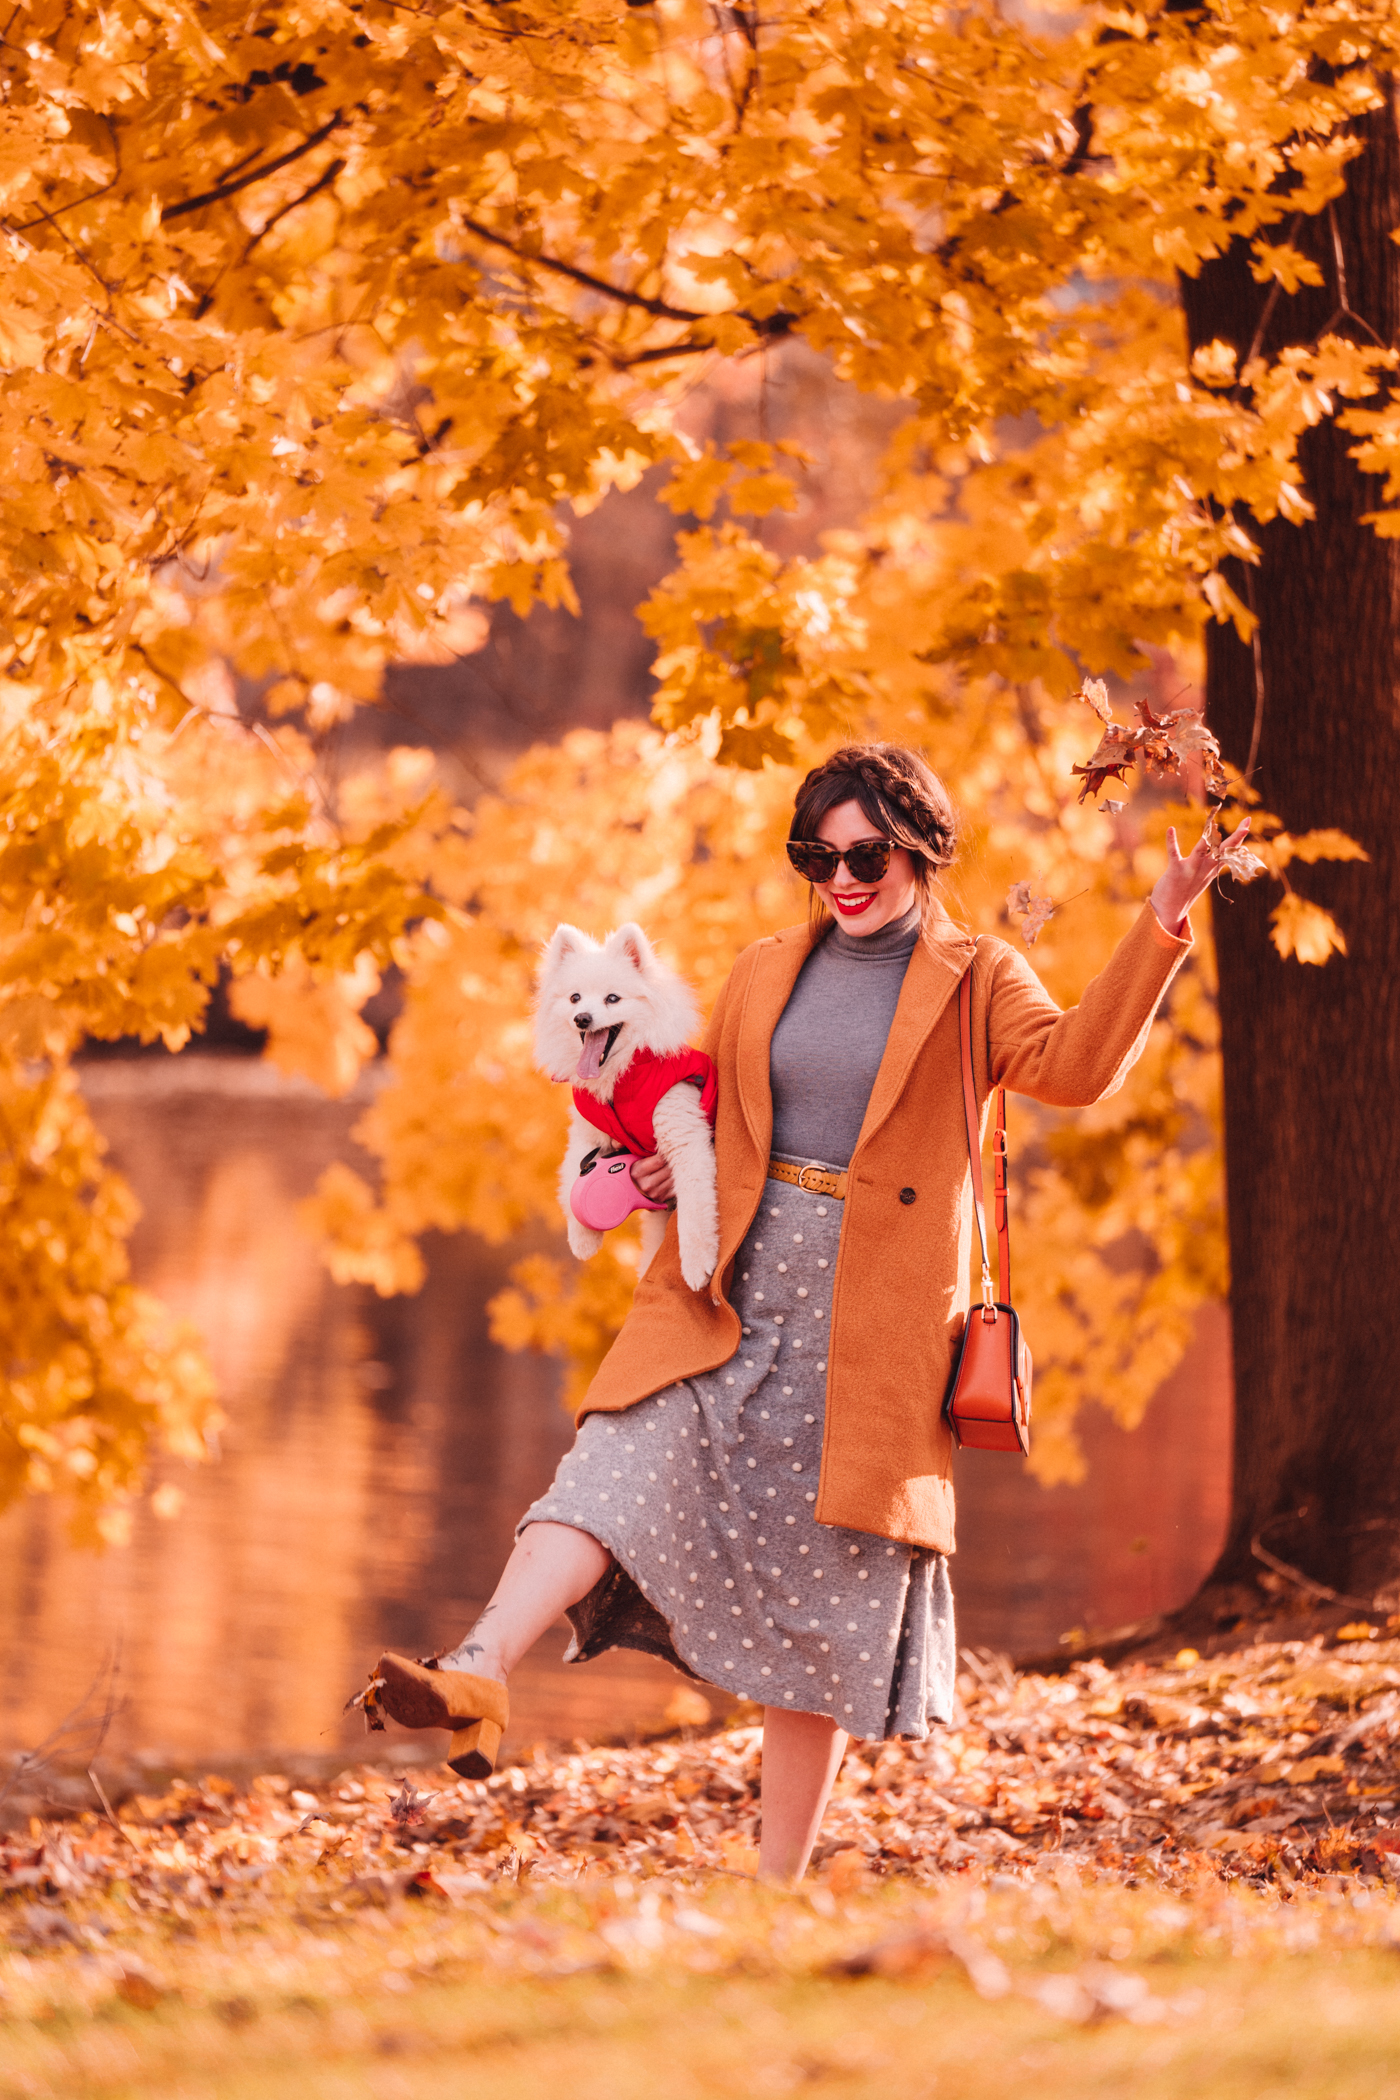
xmin=734 ymin=925 xmax=815 ymax=1161
xmin=732 ymin=915 xmax=975 ymax=1170
xmin=852 ymin=917 xmax=977 ymax=1157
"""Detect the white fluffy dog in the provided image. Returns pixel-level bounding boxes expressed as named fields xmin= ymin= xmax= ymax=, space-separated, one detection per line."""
xmin=535 ymin=923 xmax=719 ymax=1291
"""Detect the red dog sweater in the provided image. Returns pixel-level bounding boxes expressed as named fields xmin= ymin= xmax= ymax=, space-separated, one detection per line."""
xmin=573 ymin=1046 xmax=718 ymax=1158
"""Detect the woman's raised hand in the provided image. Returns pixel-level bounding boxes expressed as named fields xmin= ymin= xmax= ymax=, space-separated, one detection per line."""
xmin=1149 ymin=816 xmax=1253 ymax=937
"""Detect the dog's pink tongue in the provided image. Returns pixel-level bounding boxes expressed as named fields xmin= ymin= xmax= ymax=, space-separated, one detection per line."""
xmin=575 ymin=1030 xmax=610 ymax=1081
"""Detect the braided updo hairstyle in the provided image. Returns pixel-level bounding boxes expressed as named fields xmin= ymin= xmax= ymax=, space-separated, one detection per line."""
xmin=790 ymin=743 xmax=959 ymax=936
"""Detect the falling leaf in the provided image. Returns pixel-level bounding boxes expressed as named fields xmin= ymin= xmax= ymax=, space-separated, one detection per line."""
xmin=1071 ymin=723 xmax=1138 ymax=803
xmin=344 ymin=1676 xmax=387 ymax=1730
xmin=1077 ymin=677 xmax=1113 ymax=724
xmin=1021 ymin=898 xmax=1056 ymax=946
xmin=1162 ymin=714 xmax=1215 ymax=758
xmin=1215 ymin=837 xmax=1267 ymax=884
xmin=1099 ymin=799 xmax=1126 ymax=816
xmin=1006 ymin=883 xmax=1057 ymax=945
xmin=1071 ymin=697 xmax=1226 ymax=803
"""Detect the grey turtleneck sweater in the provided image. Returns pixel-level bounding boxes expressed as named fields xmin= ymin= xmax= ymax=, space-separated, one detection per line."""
xmin=768 ymin=904 xmax=922 ymax=1169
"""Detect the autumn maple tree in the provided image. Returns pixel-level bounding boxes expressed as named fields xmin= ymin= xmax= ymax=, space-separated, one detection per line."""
xmin=1 ymin=0 xmax=1396 ymax=1606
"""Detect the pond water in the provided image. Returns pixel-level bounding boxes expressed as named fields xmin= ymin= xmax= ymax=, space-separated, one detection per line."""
xmin=0 ymin=1060 xmax=1230 ymax=1786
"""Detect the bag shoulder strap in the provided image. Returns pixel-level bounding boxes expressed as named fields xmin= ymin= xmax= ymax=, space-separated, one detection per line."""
xmin=957 ymin=964 xmax=1011 ymax=1307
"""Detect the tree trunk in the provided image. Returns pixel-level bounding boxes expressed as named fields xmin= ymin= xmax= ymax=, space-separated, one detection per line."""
xmin=1176 ymin=82 xmax=1400 ymax=1615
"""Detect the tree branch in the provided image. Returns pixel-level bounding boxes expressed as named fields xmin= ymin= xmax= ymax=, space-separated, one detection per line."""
xmin=162 ymin=113 xmax=346 ymax=221
xmin=1060 ymin=103 xmax=1096 ymax=180
xmin=12 ymin=173 xmax=119 ymax=236
xmin=611 ymin=324 xmax=791 ymax=367
xmin=458 ymin=215 xmax=705 ymax=322
xmin=930 ymin=83 xmax=1103 ymax=266
xmin=458 ymin=214 xmax=798 ymax=350
xmin=191 ymin=158 xmax=347 ymax=319
xmin=612 ymin=339 xmax=725 ymax=366
xmin=242 ymin=153 xmax=347 ymax=262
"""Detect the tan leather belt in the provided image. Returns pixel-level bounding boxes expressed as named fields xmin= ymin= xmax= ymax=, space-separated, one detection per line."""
xmin=767 ymin=1159 xmax=848 ymax=1199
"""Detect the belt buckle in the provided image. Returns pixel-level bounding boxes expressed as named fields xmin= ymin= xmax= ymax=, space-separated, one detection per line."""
xmin=796 ymin=1164 xmax=825 ymax=1193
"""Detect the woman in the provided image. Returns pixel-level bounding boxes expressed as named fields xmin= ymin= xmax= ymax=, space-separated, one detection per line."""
xmin=368 ymin=744 xmax=1244 ymax=1882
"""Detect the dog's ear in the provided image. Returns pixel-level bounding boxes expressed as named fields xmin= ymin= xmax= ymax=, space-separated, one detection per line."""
xmin=539 ymin=923 xmax=596 ymax=981
xmin=607 ymin=922 xmax=658 ymax=976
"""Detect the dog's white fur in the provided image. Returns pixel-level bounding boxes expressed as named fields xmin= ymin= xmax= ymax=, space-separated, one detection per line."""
xmin=535 ymin=922 xmax=719 ymax=1291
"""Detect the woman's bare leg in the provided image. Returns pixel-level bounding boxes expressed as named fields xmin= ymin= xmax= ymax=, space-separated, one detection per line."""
xmin=759 ymin=1708 xmax=849 ymax=1883
xmin=436 ymin=1522 xmax=612 ymax=1683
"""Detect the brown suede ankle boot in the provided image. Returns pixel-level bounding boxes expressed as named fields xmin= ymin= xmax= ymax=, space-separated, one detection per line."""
xmin=368 ymin=1652 xmax=510 ymax=1780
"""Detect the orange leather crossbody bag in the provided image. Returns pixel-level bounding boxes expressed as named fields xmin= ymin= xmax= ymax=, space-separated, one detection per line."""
xmin=941 ymin=964 xmax=1033 ymax=1455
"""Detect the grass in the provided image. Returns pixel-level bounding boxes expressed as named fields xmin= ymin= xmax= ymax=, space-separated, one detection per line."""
xmin=3 ymin=1876 xmax=1400 ymax=2099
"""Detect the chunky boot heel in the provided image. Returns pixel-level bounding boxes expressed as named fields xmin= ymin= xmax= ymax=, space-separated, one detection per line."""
xmin=448 ymin=1717 xmax=503 ymax=1780
xmin=366 ymin=1652 xmax=510 ymax=1770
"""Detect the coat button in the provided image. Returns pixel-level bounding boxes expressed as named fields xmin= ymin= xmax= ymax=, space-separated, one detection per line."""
xmin=899 ymin=1187 xmax=917 ymax=1205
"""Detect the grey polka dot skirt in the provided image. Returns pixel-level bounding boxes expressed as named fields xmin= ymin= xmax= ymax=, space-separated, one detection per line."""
xmin=519 ymin=1164 xmax=956 ymax=1742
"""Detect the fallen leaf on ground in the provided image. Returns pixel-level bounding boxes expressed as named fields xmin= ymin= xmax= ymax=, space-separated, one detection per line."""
xmin=114 ymin=1963 xmax=166 ymax=2011
xmin=6 ymin=1616 xmax=1400 ymax=1958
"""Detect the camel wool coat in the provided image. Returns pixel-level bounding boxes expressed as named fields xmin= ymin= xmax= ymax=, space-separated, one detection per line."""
xmin=578 ymin=901 xmax=1193 ymax=1554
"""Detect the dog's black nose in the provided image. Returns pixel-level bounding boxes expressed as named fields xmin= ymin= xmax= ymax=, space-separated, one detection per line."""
xmin=574 ymin=1011 xmax=592 ymax=1031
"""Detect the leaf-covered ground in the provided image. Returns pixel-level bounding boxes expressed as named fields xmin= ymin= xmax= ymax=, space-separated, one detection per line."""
xmin=5 ymin=1625 xmax=1400 ymax=2098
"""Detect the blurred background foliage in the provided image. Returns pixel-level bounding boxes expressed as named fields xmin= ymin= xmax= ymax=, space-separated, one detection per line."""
xmin=4 ymin=0 xmax=1390 ymax=1527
